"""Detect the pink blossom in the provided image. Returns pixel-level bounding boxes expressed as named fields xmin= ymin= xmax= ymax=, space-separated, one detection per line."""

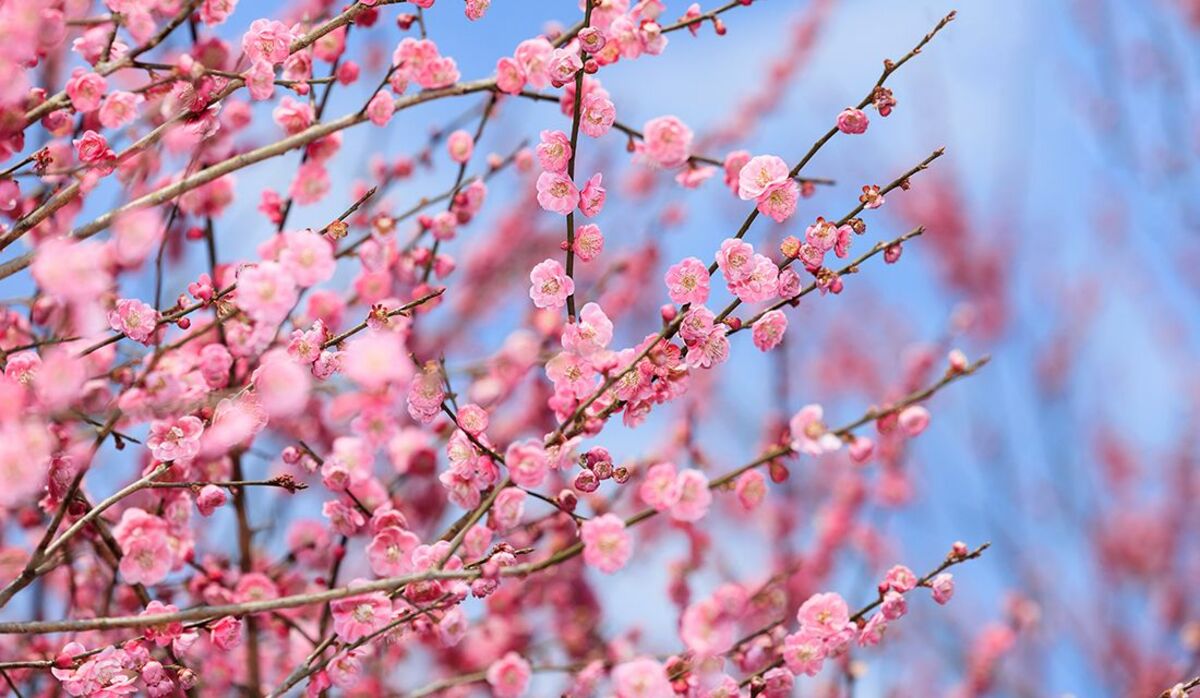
xmin=664 ymin=257 xmax=710 ymax=305
xmin=669 ymin=469 xmax=712 ymax=522
xmin=99 ymin=91 xmax=142 ymax=129
xmin=330 ymin=590 xmax=393 ymax=642
xmin=640 ymin=115 xmax=693 ymax=168
xmin=496 ymin=56 xmax=527 ymax=94
xmin=714 ymin=238 xmax=755 ymax=284
xmin=366 ymin=526 xmax=420 ymax=576
xmin=751 ymin=310 xmax=787 ymax=351
xmin=528 ymin=258 xmax=574 ymax=309
xmin=237 ymin=261 xmax=298 ymax=324
xmin=66 ymin=70 xmax=107 ymax=112
xmin=735 ymin=469 xmax=767 ymax=510
xmin=196 ymin=485 xmax=227 ymax=516
xmin=447 ymin=129 xmax=474 ymax=163
xmin=536 ymin=171 xmax=580 ymax=215
xmin=148 ymin=416 xmax=204 ymax=462
xmin=107 ymin=298 xmax=158 ymax=344
xmin=612 ymin=658 xmax=672 ymax=698
xmin=836 ymin=107 xmax=869 ymax=134
xmin=729 ymin=254 xmax=779 ymax=303
xmin=737 ymin=154 xmax=789 ymax=200
xmin=486 ymin=652 xmax=532 ymax=698
xmin=858 ymin=613 xmax=888 ymax=647
xmin=546 ymin=351 xmax=597 ymax=397
xmin=547 ymin=47 xmax=583 ymax=86
xmin=639 ymin=462 xmax=680 ymax=511
xmin=796 ymin=592 xmax=851 ymax=642
xmin=366 ymin=91 xmax=395 ymax=125
xmin=209 ymin=616 xmax=242 ymax=650
xmin=562 ymin=301 xmax=613 ymax=356
xmin=881 ymin=590 xmax=908 ymax=620
xmin=789 ymin=404 xmax=841 ymax=456
xmin=581 ymin=513 xmax=632 ymax=573
xmin=492 ymin=487 xmax=526 ymax=530
xmin=756 ymin=179 xmax=799 ymax=222
xmin=273 ymin=96 xmax=313 ymax=134
xmin=536 ymin=130 xmax=572 ymax=173
xmin=930 ymin=573 xmax=955 ymax=604
xmin=505 ymin=439 xmax=549 ymax=488
xmin=573 ymin=222 xmax=605 ymax=262
xmin=289 ymin=160 xmax=330 ymax=204
xmin=580 ymin=91 xmax=616 ymax=138
xmin=884 ymin=564 xmax=918 ymax=593
xmin=113 ymin=508 xmax=175 ymax=585
xmin=723 ymin=150 xmax=752 ymax=193
xmin=280 ymin=230 xmax=336 ymax=287
xmin=243 ymin=19 xmax=295 ymax=65
xmin=253 ymin=350 xmax=312 ymax=418
xmin=245 ymin=60 xmax=276 ymax=100
xmin=898 ymin=405 xmax=931 ymax=436
xmin=782 ymin=631 xmax=826 ymax=677
xmin=343 ymin=333 xmax=413 ymax=391
xmin=578 ymin=172 xmax=606 ymax=216
xmin=515 ymin=37 xmax=554 ymax=88
xmin=74 ymin=130 xmax=115 ymax=170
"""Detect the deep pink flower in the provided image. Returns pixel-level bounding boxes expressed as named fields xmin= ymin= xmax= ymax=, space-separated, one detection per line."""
xmin=751 ymin=310 xmax=787 ymax=351
xmin=66 ymin=70 xmax=107 ymax=112
xmin=107 ymin=298 xmax=158 ymax=344
xmin=836 ymin=107 xmax=869 ymax=134
xmin=330 ymin=589 xmax=393 ymax=642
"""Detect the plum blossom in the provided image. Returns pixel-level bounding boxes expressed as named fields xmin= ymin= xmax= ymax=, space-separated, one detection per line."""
xmin=640 ymin=115 xmax=693 ymax=168
xmin=486 ymin=652 xmax=532 ymax=698
xmin=529 ymin=259 xmax=574 ymax=309
xmin=330 ymin=589 xmax=393 ymax=642
xmin=664 ymin=257 xmax=710 ymax=305
xmin=107 ymin=298 xmax=158 ymax=344
xmin=148 ymin=416 xmax=204 ymax=462
xmin=581 ymin=513 xmax=632 ymax=573
xmin=751 ymin=310 xmax=787 ymax=351
xmin=789 ymin=404 xmax=841 ymax=456
xmin=836 ymin=107 xmax=869 ymax=134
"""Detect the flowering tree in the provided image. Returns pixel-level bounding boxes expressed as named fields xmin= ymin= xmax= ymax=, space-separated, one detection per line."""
xmin=0 ymin=0 xmax=1136 ymax=695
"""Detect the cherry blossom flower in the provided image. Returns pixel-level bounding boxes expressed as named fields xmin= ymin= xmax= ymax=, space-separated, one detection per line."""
xmin=148 ymin=416 xmax=204 ymax=462
xmin=898 ymin=405 xmax=931 ymax=436
xmin=113 ymin=508 xmax=176 ymax=585
xmin=243 ymin=19 xmax=295 ymax=65
xmin=580 ymin=92 xmax=616 ymax=137
xmin=737 ymin=154 xmax=789 ymax=200
xmin=562 ymin=302 xmax=613 ymax=356
xmin=535 ymin=171 xmax=580 ymax=214
xmin=789 ymin=404 xmax=841 ymax=456
xmin=528 ymin=258 xmax=574 ymax=309
xmin=669 ymin=468 xmax=712 ymax=522
xmin=640 ymin=115 xmax=693 ymax=168
xmin=578 ymin=172 xmax=607 ymax=216
xmin=447 ymin=129 xmax=474 ymax=163
xmin=366 ymin=526 xmax=420 ymax=576
xmin=108 ymin=298 xmax=158 ymax=344
xmin=581 ymin=513 xmax=632 ymax=573
xmin=836 ymin=107 xmax=869 ymax=134
xmin=505 ymin=440 xmax=549 ymax=488
xmin=751 ymin=310 xmax=788 ymax=351
xmin=931 ymin=573 xmax=955 ymax=604
xmin=612 ymin=657 xmax=672 ymax=698
xmin=366 ymin=91 xmax=395 ymax=125
xmin=237 ymin=262 xmax=298 ymax=325
xmin=664 ymin=257 xmax=710 ymax=305
xmin=66 ymin=70 xmax=106 ymax=112
xmin=486 ymin=652 xmax=532 ymax=698
xmin=330 ymin=589 xmax=393 ymax=642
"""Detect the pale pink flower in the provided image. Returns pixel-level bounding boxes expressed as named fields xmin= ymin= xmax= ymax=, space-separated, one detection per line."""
xmin=714 ymin=238 xmax=754 ymax=284
xmin=858 ymin=613 xmax=888 ymax=647
xmin=737 ymin=154 xmax=789 ymax=200
xmin=884 ymin=565 xmax=918 ymax=593
xmin=486 ymin=652 xmax=532 ymax=698
xmin=366 ymin=526 xmax=420 ymax=576
xmin=243 ymin=19 xmax=295 ymax=65
xmin=751 ymin=310 xmax=787 ymax=351
xmin=664 ymin=257 xmax=710 ymax=305
xmin=723 ymin=150 xmax=751 ymax=193
xmin=366 ymin=91 xmax=395 ymax=125
xmin=528 ymin=258 xmax=574 ymax=309
xmin=330 ymin=590 xmax=393 ymax=642
xmin=98 ymin=91 xmax=142 ymax=129
xmin=289 ymin=160 xmax=330 ymax=204
xmin=735 ymin=469 xmax=767 ymax=511
xmin=279 ymin=229 xmax=336 ymax=287
xmin=680 ymin=598 xmax=733 ymax=656
xmin=273 ymin=96 xmax=313 ymax=134
xmin=546 ymin=351 xmax=597 ymax=397
xmin=573 ymin=222 xmax=605 ymax=262
xmin=245 ymin=60 xmax=276 ymax=100
xmin=148 ymin=416 xmax=204 ymax=462
xmin=789 ymin=404 xmax=841 ymax=456
xmin=580 ymin=91 xmax=616 ymax=137
xmin=536 ymin=130 xmax=572 ymax=173
xmin=578 ymin=172 xmax=606 ymax=217
xmin=756 ymin=179 xmax=799 ymax=222
xmin=237 ymin=262 xmax=298 ymax=325
xmin=108 ymin=298 xmax=158 ymax=344
xmin=639 ymin=462 xmax=680 ymax=511
xmin=612 ymin=657 xmax=672 ymax=698
xmin=640 ymin=115 xmax=693 ymax=168
xmin=342 ymin=333 xmax=413 ymax=391
xmin=547 ymin=47 xmax=583 ymax=86
xmin=113 ymin=508 xmax=174 ymax=585
xmin=930 ymin=573 xmax=955 ymax=604
xmin=881 ymin=590 xmax=908 ymax=620
xmin=581 ymin=513 xmax=632 ymax=573
xmin=836 ymin=107 xmax=869 ymax=134
xmin=253 ymin=350 xmax=311 ymax=418
xmin=515 ymin=37 xmax=554 ymax=88
xmin=729 ymin=254 xmax=779 ymax=303
xmin=536 ymin=171 xmax=580 ymax=215
xmin=561 ymin=301 xmax=613 ymax=356
xmin=782 ymin=631 xmax=826 ymax=677
xmin=796 ymin=592 xmax=851 ymax=642
xmin=669 ymin=469 xmax=711 ymax=522
xmin=898 ymin=405 xmax=931 ymax=436
xmin=505 ymin=439 xmax=549 ymax=488
xmin=491 ymin=487 xmax=526 ymax=530
xmin=446 ymin=130 xmax=474 ymax=164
